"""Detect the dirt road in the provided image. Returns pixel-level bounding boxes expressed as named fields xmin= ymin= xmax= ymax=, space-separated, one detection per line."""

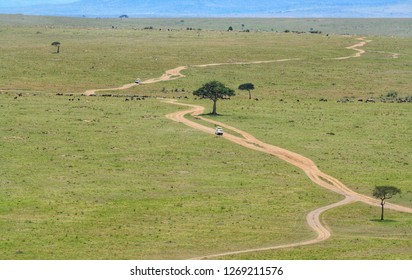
xmin=333 ymin=37 xmax=372 ymax=60
xmin=83 ymin=37 xmax=411 ymax=258
xmin=84 ymin=60 xmax=301 ymax=95
xmin=164 ymin=100 xmax=412 ymax=259
xmin=83 ymin=38 xmax=364 ymax=96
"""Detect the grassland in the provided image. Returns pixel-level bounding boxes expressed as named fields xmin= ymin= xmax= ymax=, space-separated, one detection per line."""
xmin=1 ymin=14 xmax=412 ymax=37
xmin=0 ymin=15 xmax=411 ymax=259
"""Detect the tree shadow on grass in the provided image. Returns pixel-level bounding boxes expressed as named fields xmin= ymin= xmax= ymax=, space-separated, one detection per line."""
xmin=370 ymin=219 xmax=398 ymax=223
xmin=199 ymin=113 xmax=230 ymax=117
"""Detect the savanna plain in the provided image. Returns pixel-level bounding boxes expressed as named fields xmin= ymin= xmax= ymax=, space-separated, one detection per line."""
xmin=0 ymin=15 xmax=411 ymax=259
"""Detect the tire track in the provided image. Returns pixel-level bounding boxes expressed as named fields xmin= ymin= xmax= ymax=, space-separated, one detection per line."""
xmin=164 ymin=100 xmax=412 ymax=259
xmin=333 ymin=37 xmax=372 ymax=60
xmin=84 ymin=60 xmax=301 ymax=95
xmin=83 ymin=37 xmax=411 ymax=258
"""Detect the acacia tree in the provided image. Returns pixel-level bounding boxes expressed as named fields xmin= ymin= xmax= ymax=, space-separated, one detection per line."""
xmin=193 ymin=81 xmax=235 ymax=115
xmin=238 ymin=83 xmax=255 ymax=99
xmin=373 ymin=186 xmax=401 ymax=220
xmin=51 ymin=41 xmax=61 ymax=53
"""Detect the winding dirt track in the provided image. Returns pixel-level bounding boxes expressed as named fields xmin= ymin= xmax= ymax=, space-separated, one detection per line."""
xmin=84 ymin=37 xmax=412 ymax=259
xmin=165 ymin=100 xmax=412 ymax=259
xmin=333 ymin=38 xmax=372 ymax=60
xmin=84 ymin=59 xmax=302 ymax=95
xmin=82 ymin=38 xmax=365 ymax=96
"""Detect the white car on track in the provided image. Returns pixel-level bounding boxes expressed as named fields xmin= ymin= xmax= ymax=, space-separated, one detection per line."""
xmin=215 ymin=127 xmax=224 ymax=136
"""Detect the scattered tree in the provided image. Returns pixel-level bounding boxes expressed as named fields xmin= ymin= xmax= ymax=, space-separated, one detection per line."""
xmin=51 ymin=41 xmax=61 ymax=54
xmin=372 ymin=186 xmax=401 ymax=220
xmin=193 ymin=81 xmax=235 ymax=115
xmin=238 ymin=83 xmax=255 ymax=100
xmin=119 ymin=14 xmax=129 ymax=18
xmin=227 ymin=26 xmax=233 ymax=31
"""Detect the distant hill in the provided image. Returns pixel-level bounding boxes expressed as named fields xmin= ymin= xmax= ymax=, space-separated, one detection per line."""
xmin=1 ymin=0 xmax=412 ymax=18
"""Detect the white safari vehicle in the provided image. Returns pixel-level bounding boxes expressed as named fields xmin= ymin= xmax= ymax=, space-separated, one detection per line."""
xmin=135 ymin=78 xmax=141 ymax=84
xmin=215 ymin=127 xmax=224 ymax=136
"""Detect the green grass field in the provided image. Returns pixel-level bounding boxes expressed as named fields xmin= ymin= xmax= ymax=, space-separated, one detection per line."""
xmin=0 ymin=15 xmax=411 ymax=259
xmin=1 ymin=14 xmax=412 ymax=37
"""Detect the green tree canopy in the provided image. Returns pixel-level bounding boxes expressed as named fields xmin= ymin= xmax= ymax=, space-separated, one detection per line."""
xmin=238 ymin=83 xmax=255 ymax=99
xmin=193 ymin=81 xmax=235 ymax=115
xmin=51 ymin=41 xmax=61 ymax=53
xmin=372 ymin=186 xmax=401 ymax=220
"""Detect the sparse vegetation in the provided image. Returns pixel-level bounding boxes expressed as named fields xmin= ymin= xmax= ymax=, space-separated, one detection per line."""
xmin=0 ymin=15 xmax=411 ymax=260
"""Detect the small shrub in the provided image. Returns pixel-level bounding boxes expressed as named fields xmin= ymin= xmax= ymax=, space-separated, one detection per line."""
xmin=386 ymin=91 xmax=398 ymax=98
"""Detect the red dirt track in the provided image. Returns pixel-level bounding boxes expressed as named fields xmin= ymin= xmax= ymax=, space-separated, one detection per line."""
xmin=84 ymin=37 xmax=411 ymax=259
xmin=164 ymin=100 xmax=412 ymax=259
